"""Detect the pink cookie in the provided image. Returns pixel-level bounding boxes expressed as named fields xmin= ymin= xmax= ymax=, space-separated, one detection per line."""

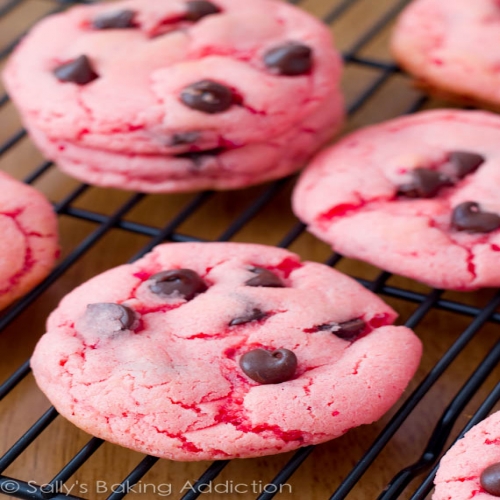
xmin=31 ymin=242 xmax=421 ymax=461
xmin=391 ymin=0 xmax=500 ymax=110
xmin=293 ymin=109 xmax=500 ymax=290
xmin=0 ymin=172 xmax=58 ymax=310
xmin=3 ymin=0 xmax=344 ymax=192
xmin=25 ymin=98 xmax=339 ymax=193
xmin=434 ymin=411 xmax=500 ymax=499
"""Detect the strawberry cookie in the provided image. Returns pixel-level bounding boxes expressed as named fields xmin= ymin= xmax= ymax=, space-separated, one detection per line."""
xmin=0 ymin=172 xmax=58 ymax=310
xmin=3 ymin=0 xmax=344 ymax=192
xmin=392 ymin=0 xmax=500 ymax=110
xmin=434 ymin=411 xmax=500 ymax=499
xmin=31 ymin=242 xmax=421 ymax=460
xmin=293 ymin=110 xmax=500 ymax=290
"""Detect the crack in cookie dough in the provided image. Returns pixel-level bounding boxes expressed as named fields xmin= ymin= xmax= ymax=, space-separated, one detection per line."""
xmin=0 ymin=211 xmax=35 ymax=294
xmin=32 ymin=242 xmax=421 ymax=461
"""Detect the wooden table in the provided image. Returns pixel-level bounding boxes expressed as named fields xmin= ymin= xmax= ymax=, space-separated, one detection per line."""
xmin=0 ymin=0 xmax=500 ymax=499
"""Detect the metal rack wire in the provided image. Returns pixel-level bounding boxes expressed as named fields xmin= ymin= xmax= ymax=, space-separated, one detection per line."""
xmin=0 ymin=0 xmax=499 ymax=498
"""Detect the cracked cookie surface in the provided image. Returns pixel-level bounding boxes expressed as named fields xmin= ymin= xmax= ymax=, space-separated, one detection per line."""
xmin=31 ymin=242 xmax=421 ymax=460
xmin=293 ymin=110 xmax=500 ymax=290
xmin=3 ymin=0 xmax=343 ymax=192
xmin=0 ymin=172 xmax=58 ymax=310
xmin=391 ymin=0 xmax=500 ymax=110
xmin=434 ymin=411 xmax=500 ymax=499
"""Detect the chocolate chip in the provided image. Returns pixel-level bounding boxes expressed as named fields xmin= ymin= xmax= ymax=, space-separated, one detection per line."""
xmin=481 ymin=462 xmax=500 ymax=496
xmin=318 ymin=318 xmax=366 ymax=341
xmin=264 ymin=43 xmax=312 ymax=76
xmin=245 ymin=268 xmax=284 ymax=288
xmin=449 ymin=151 xmax=485 ymax=178
xmin=92 ymin=9 xmax=136 ymax=29
xmin=180 ymin=80 xmax=235 ymax=114
xmin=53 ymin=55 xmax=98 ymax=85
xmin=171 ymin=131 xmax=200 ymax=146
xmin=451 ymin=202 xmax=500 ymax=233
xmin=398 ymin=168 xmax=452 ymax=198
xmin=230 ymin=308 xmax=267 ymax=326
xmin=185 ymin=1 xmax=221 ymax=21
xmin=239 ymin=348 xmax=297 ymax=384
xmin=175 ymin=147 xmax=225 ymax=166
xmin=86 ymin=303 xmax=136 ymax=332
xmin=149 ymin=269 xmax=207 ymax=300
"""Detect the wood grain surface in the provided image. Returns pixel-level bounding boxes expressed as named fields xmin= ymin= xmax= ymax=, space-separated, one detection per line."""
xmin=1 ymin=0 xmax=500 ymax=499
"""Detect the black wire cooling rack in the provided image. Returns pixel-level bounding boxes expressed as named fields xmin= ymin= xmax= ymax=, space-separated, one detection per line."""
xmin=1 ymin=0 xmax=500 ymax=498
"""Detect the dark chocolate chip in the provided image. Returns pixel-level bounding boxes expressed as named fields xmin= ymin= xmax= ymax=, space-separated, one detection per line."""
xmin=451 ymin=201 xmax=500 ymax=233
xmin=230 ymin=308 xmax=267 ymax=326
xmin=264 ymin=43 xmax=312 ymax=76
xmin=481 ymin=462 xmax=500 ymax=496
xmin=398 ymin=168 xmax=452 ymax=198
xmin=53 ymin=55 xmax=98 ymax=85
xmin=149 ymin=269 xmax=207 ymax=300
xmin=449 ymin=151 xmax=485 ymax=178
xmin=239 ymin=348 xmax=297 ymax=384
xmin=180 ymin=80 xmax=235 ymax=114
xmin=171 ymin=131 xmax=201 ymax=146
xmin=185 ymin=1 xmax=221 ymax=22
xmin=245 ymin=268 xmax=284 ymax=288
xmin=175 ymin=147 xmax=225 ymax=166
xmin=318 ymin=318 xmax=366 ymax=341
xmin=86 ymin=303 xmax=136 ymax=332
xmin=92 ymin=9 xmax=136 ymax=29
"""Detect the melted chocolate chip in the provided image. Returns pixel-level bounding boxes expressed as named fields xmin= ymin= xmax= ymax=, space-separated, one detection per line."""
xmin=149 ymin=269 xmax=207 ymax=300
xmin=53 ymin=55 xmax=98 ymax=85
xmin=230 ymin=308 xmax=267 ymax=326
xmin=185 ymin=1 xmax=221 ymax=21
xmin=245 ymin=268 xmax=284 ymax=288
xmin=92 ymin=9 xmax=136 ymax=29
xmin=398 ymin=168 xmax=452 ymax=198
xmin=264 ymin=43 xmax=312 ymax=76
xmin=180 ymin=80 xmax=235 ymax=114
xmin=175 ymin=147 xmax=225 ymax=166
xmin=239 ymin=348 xmax=297 ymax=384
xmin=86 ymin=303 xmax=136 ymax=332
xmin=451 ymin=202 xmax=500 ymax=233
xmin=449 ymin=151 xmax=485 ymax=178
xmin=481 ymin=462 xmax=500 ymax=496
xmin=318 ymin=318 xmax=366 ymax=341
xmin=171 ymin=131 xmax=201 ymax=146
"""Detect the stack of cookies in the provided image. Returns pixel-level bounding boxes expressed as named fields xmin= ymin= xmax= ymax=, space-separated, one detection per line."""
xmin=3 ymin=0 xmax=344 ymax=192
